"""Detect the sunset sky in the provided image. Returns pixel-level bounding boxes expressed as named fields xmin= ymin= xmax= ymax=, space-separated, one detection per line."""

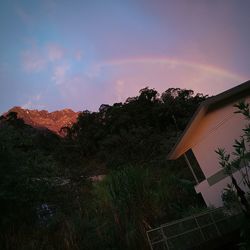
xmin=1 ymin=0 xmax=250 ymax=113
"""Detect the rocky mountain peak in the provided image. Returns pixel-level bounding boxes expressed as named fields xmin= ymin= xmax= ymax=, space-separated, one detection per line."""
xmin=3 ymin=106 xmax=80 ymax=136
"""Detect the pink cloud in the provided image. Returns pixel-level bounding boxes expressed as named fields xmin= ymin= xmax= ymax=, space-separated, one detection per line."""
xmin=47 ymin=44 xmax=64 ymax=62
xmin=21 ymin=43 xmax=66 ymax=73
xmin=39 ymin=57 xmax=248 ymax=112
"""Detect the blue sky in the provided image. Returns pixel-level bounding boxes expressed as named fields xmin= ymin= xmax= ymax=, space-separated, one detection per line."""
xmin=1 ymin=0 xmax=250 ymax=113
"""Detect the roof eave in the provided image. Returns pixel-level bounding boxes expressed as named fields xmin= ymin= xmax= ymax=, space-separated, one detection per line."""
xmin=167 ymin=80 xmax=250 ymax=160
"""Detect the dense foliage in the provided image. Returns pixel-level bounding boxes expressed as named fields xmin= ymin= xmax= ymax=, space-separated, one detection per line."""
xmin=0 ymin=87 xmax=207 ymax=249
xmin=69 ymin=87 xmax=207 ymax=169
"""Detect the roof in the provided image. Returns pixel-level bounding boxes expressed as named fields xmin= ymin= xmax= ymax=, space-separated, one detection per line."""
xmin=168 ymin=80 xmax=250 ymax=160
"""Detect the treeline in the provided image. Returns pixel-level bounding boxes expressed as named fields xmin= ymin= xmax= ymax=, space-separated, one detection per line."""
xmin=0 ymin=87 xmax=207 ymax=250
xmin=66 ymin=87 xmax=207 ymax=170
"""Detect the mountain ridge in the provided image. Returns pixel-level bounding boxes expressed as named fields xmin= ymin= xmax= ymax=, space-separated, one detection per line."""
xmin=3 ymin=106 xmax=80 ymax=135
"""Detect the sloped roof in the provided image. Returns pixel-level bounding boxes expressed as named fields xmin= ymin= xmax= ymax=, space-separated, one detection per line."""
xmin=168 ymin=80 xmax=250 ymax=160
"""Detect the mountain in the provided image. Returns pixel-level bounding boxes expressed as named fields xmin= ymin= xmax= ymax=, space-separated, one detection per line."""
xmin=3 ymin=106 xmax=79 ymax=135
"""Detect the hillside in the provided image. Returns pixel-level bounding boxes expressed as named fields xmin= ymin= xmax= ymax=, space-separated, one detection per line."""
xmin=0 ymin=87 xmax=208 ymax=250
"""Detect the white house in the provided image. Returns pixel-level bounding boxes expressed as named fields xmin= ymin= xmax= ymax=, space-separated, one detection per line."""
xmin=168 ymin=80 xmax=250 ymax=207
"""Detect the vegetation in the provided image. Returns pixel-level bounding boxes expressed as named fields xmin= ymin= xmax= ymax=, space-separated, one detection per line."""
xmin=0 ymin=87 xmax=207 ymax=249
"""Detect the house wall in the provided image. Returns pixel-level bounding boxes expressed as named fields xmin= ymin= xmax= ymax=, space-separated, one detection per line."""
xmin=192 ymin=97 xmax=250 ymax=178
xmin=191 ymin=97 xmax=250 ymax=207
xmin=195 ymin=171 xmax=245 ymax=207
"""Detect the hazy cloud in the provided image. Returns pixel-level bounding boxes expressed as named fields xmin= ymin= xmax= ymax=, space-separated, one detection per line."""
xmin=47 ymin=44 xmax=64 ymax=62
xmin=21 ymin=47 xmax=47 ymax=72
xmin=75 ymin=50 xmax=83 ymax=61
xmin=22 ymin=100 xmax=32 ymax=109
xmin=3 ymin=0 xmax=250 ymax=114
xmin=52 ymin=63 xmax=70 ymax=85
xmin=21 ymin=43 xmax=64 ymax=73
xmin=16 ymin=6 xmax=32 ymax=24
xmin=115 ymin=80 xmax=125 ymax=102
xmin=22 ymin=93 xmax=45 ymax=110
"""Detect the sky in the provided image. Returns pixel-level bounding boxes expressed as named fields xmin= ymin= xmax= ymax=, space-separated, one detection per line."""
xmin=1 ymin=0 xmax=250 ymax=113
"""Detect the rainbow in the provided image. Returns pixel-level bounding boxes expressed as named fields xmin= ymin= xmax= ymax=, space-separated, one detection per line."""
xmin=99 ymin=57 xmax=246 ymax=82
